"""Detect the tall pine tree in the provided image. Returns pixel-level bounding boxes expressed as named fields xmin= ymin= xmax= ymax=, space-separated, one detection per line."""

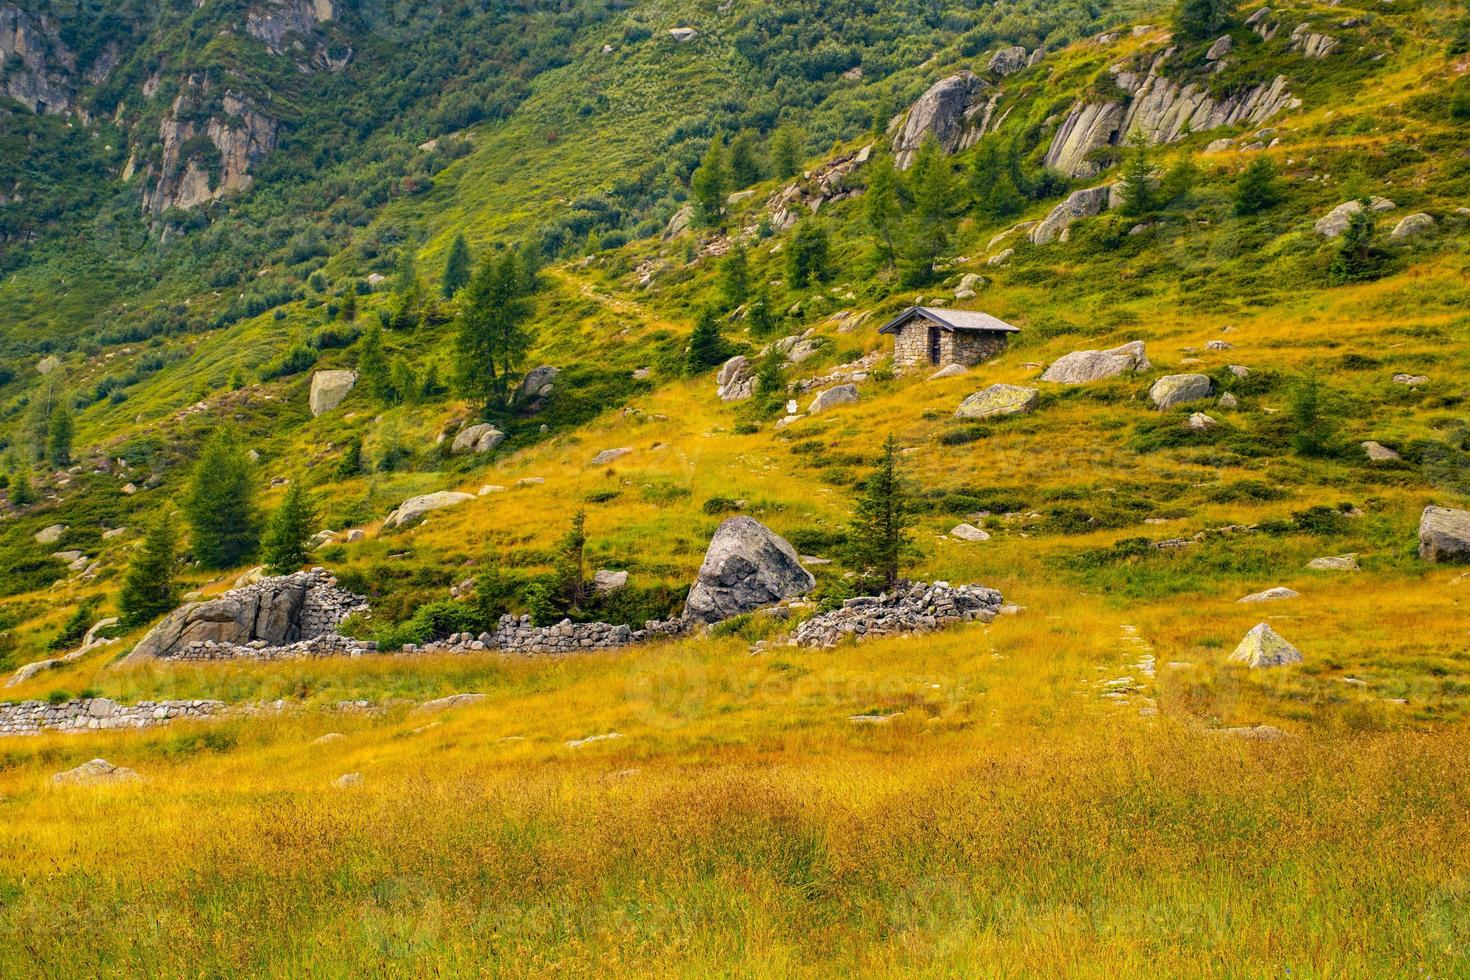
xmin=46 ymin=403 xmax=73 ymax=468
xmin=119 ymin=511 xmax=179 ymax=626
xmin=357 ymin=320 xmax=395 ymax=403
xmin=691 ymin=135 xmax=730 ymax=226
xmin=182 ymin=429 xmax=260 ymax=569
xmin=443 ymin=234 xmax=472 ymax=298
xmin=720 ymin=243 xmax=750 ymax=309
xmin=769 ymin=123 xmax=805 ymax=179
xmin=262 ymin=481 xmax=318 ymax=574
xmin=845 ymin=435 xmax=913 ymax=592
xmin=1233 ymin=156 xmax=1284 ymax=216
xmin=687 ymin=307 xmax=729 ymax=373
xmin=455 ymin=251 xmax=536 ymax=409
xmin=865 ymin=155 xmax=902 ymax=267
xmin=1118 ymin=133 xmax=1157 ymax=217
xmin=900 ymin=138 xmax=958 ymax=286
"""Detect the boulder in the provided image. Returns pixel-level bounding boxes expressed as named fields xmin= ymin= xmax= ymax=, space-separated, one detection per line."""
xmin=1229 ymin=622 xmax=1302 ymax=668
xmin=1307 ymin=554 xmax=1359 ymax=571
xmin=515 ymin=365 xmax=560 ymax=402
xmin=1392 ymin=373 xmax=1428 ymax=386
xmin=593 ymin=569 xmax=629 ymax=594
xmin=716 ymin=355 xmax=755 ymax=401
xmin=1418 ymin=506 xmax=1470 ymax=563
xmin=987 ymin=45 xmax=1028 ymax=76
xmin=1041 ymin=341 xmax=1150 ymax=383
xmin=668 ymin=26 xmax=697 ymax=42
xmin=332 ymin=773 xmax=363 ymax=788
xmin=808 ymin=384 xmax=859 ymax=414
xmin=35 ymin=524 xmax=66 ymax=545
xmin=662 ymin=205 xmax=693 ymax=239
xmin=1031 ymin=185 xmax=1112 ymax=244
xmin=954 ymin=272 xmax=984 ymax=297
xmin=125 ymin=576 xmax=315 ymax=661
xmin=309 ymin=370 xmax=357 ymax=416
xmin=1206 ymin=34 xmax=1234 ymax=60
xmin=928 ymin=364 xmax=968 ymax=381
xmin=950 ymin=523 xmax=991 ymax=542
xmin=52 ymin=758 xmax=140 ymax=785
xmin=1186 ymin=412 xmax=1218 ymax=431
xmin=1149 ymin=373 xmax=1214 ymax=409
xmin=893 ymin=72 xmax=984 ymax=168
xmin=591 ymin=447 xmax=632 ymax=466
xmin=1361 ymin=440 xmax=1401 ymax=462
xmin=7 ymin=657 xmax=63 ymax=687
xmin=1390 ymin=213 xmax=1435 ymax=239
xmin=987 ymin=247 xmax=1014 ymax=267
xmin=954 ymin=384 xmax=1039 ymax=420
xmin=384 ymin=491 xmax=476 ymax=529
xmin=415 ymin=693 xmax=487 ymax=713
xmin=1217 ymin=392 xmax=1239 ymax=409
xmin=1238 ymin=586 xmax=1300 ymax=603
xmin=452 ymin=423 xmax=505 ymax=455
xmin=1314 ymin=197 xmax=1395 ymax=237
xmin=683 ymin=517 xmax=815 ymax=624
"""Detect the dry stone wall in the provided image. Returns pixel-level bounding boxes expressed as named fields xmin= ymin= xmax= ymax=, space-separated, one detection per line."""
xmin=0 ymin=697 xmax=226 ymax=736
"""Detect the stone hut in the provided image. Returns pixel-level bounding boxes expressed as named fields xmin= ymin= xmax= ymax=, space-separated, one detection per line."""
xmin=878 ymin=307 xmax=1019 ymax=370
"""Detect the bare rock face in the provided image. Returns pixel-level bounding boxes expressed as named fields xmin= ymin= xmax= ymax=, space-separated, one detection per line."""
xmin=309 ymin=369 xmax=356 ymax=416
xmin=683 ymin=518 xmax=814 ymax=624
xmin=144 ymin=76 xmax=279 ymax=216
xmin=0 ymin=6 xmax=81 ymax=114
xmin=1041 ymin=341 xmax=1150 ymax=382
xmin=246 ymin=0 xmax=336 ymax=55
xmin=1043 ymin=48 xmax=1295 ymax=178
xmin=1031 ymin=185 xmax=1113 ymax=244
xmin=893 ymin=72 xmax=991 ymax=169
xmin=1229 ymin=623 xmax=1303 ymax=668
xmin=1290 ymin=22 xmax=1339 ymax=58
xmin=1419 ymin=506 xmax=1470 ymax=563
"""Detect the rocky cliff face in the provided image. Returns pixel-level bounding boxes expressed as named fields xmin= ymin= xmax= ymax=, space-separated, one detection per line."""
xmin=1044 ymin=50 xmax=1298 ymax=177
xmin=246 ymin=0 xmax=348 ymax=70
xmin=142 ymin=77 xmax=279 ymax=216
xmin=892 ymin=72 xmax=1001 ymax=169
xmin=0 ymin=5 xmax=78 ymax=114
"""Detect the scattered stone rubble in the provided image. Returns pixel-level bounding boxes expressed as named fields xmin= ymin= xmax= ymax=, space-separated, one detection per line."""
xmin=759 ymin=581 xmax=1004 ymax=650
xmin=402 ymin=615 xmax=688 ymax=655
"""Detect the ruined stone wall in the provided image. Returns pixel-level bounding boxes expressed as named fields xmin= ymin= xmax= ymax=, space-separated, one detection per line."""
xmin=0 ymin=697 xmax=226 ymax=736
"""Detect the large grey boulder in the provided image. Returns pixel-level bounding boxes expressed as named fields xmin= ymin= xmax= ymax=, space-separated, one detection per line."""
xmin=515 ymin=365 xmax=559 ymax=402
xmin=125 ymin=577 xmax=310 ymax=662
xmin=35 ymin=524 xmax=67 ymax=545
xmin=385 ymin=490 xmax=475 ymax=529
xmin=954 ymin=384 xmax=1039 ymax=420
xmin=1041 ymin=341 xmax=1150 ymax=383
xmin=716 ymin=355 xmax=755 ymax=401
xmin=451 ymin=423 xmax=505 ymax=455
xmin=1031 ymin=185 xmax=1112 ymax=244
xmin=987 ymin=46 xmax=1028 ymax=76
xmin=1419 ymin=506 xmax=1470 ymax=563
xmin=683 ymin=517 xmax=815 ymax=623
xmin=591 ymin=447 xmax=632 ymax=466
xmin=1229 ymin=622 xmax=1302 ymax=668
xmin=1238 ymin=586 xmax=1300 ymax=603
xmin=52 ymin=758 xmax=140 ymax=785
xmin=1390 ymin=213 xmax=1435 ymax=239
xmin=1315 ymin=197 xmax=1395 ymax=237
xmin=893 ymin=72 xmax=984 ymax=169
xmin=809 ymin=384 xmax=859 ymax=414
xmin=1149 ymin=373 xmax=1214 ymax=409
xmin=309 ymin=370 xmax=357 ymax=416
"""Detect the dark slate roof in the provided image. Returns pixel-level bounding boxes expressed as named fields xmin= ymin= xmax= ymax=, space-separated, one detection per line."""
xmin=877 ymin=306 xmax=1021 ymax=335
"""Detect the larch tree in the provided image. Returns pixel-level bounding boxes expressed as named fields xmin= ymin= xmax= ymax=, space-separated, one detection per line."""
xmin=845 ymin=434 xmax=913 ymax=593
xmin=261 ymin=480 xmax=318 ymax=575
xmin=443 ymin=234 xmax=472 ymax=298
xmin=454 ymin=250 xmax=536 ymax=410
xmin=119 ymin=510 xmax=179 ymax=627
xmin=182 ymin=429 xmax=260 ymax=569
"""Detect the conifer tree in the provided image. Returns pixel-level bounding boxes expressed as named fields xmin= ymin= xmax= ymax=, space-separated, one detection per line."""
xmin=443 ymin=234 xmax=472 ymax=298
xmin=1234 ymin=156 xmax=1284 ymax=216
xmin=968 ymin=140 xmax=1024 ymax=220
xmin=865 ymin=155 xmax=902 ymax=266
xmin=9 ymin=461 xmax=34 ymax=506
xmin=769 ymin=123 xmax=805 ymax=179
xmin=1118 ymin=133 xmax=1157 ymax=217
xmin=119 ymin=511 xmax=179 ymax=627
xmin=46 ymin=403 xmax=73 ymax=468
xmin=747 ymin=287 xmax=776 ymax=336
xmin=899 ymin=138 xmax=958 ymax=286
xmin=1159 ymin=156 xmax=1200 ymax=204
xmin=691 ymin=135 xmax=730 ymax=226
xmin=357 ymin=320 xmax=394 ymax=403
xmin=552 ymin=510 xmax=587 ymax=611
xmin=786 ymin=221 xmax=831 ymax=288
xmin=1175 ymin=0 xmax=1237 ymax=40
xmin=455 ymin=251 xmax=536 ymax=409
xmin=341 ymin=290 xmax=357 ymax=323
xmin=686 ymin=307 xmax=729 ymax=373
xmin=1329 ymin=198 xmax=1385 ymax=284
xmin=182 ymin=429 xmax=260 ymax=569
xmin=729 ymin=130 xmax=764 ymax=187
xmin=261 ymin=481 xmax=317 ymax=575
xmin=845 ymin=435 xmax=913 ymax=592
xmin=719 ymin=243 xmax=749 ymax=309
xmin=394 ymin=246 xmax=418 ymax=294
xmin=336 ymin=436 xmax=363 ymax=478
